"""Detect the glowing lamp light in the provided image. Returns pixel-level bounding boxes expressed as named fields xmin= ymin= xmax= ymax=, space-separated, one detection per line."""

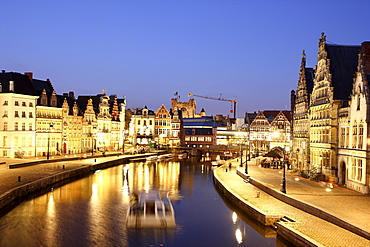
xmin=232 ymin=212 xmax=237 ymax=224
xmin=235 ymin=229 xmax=243 ymax=244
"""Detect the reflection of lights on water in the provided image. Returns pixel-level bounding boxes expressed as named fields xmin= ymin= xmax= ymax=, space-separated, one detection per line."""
xmin=235 ymin=229 xmax=243 ymax=244
xmin=92 ymin=183 xmax=99 ymax=199
xmin=232 ymin=212 xmax=237 ymax=224
xmin=122 ymin=165 xmax=130 ymax=196
xmin=201 ymin=165 xmax=204 ymax=173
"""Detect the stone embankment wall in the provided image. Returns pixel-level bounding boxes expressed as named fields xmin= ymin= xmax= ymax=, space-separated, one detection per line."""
xmin=213 ymin=168 xmax=283 ymax=226
xmin=236 ymin=169 xmax=370 ymax=241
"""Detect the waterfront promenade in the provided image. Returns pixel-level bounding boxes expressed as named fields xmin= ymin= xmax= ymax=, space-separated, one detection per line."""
xmin=1 ymin=154 xmax=370 ymax=246
xmin=215 ymin=158 xmax=370 ymax=246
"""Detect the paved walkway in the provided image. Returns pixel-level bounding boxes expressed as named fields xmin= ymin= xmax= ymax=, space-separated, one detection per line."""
xmin=215 ymin=157 xmax=370 ymax=246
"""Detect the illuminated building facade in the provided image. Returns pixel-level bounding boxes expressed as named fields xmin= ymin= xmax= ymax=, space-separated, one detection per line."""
xmin=291 ymin=51 xmax=314 ymax=171
xmin=129 ymin=106 xmax=155 ymax=145
xmin=309 ymin=33 xmax=360 ymax=183
xmin=337 ymin=42 xmax=370 ymax=193
xmin=0 ymin=71 xmax=38 ymax=158
xmin=154 ymin=104 xmax=171 ymax=146
xmin=183 ymin=116 xmax=218 ymax=147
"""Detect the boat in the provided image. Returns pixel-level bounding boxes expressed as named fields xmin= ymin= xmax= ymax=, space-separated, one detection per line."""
xmin=126 ymin=190 xmax=176 ymax=228
xmin=178 ymin=153 xmax=188 ymax=159
xmin=158 ymin=153 xmax=175 ymax=160
xmin=211 ymin=159 xmax=226 ymax=166
xmin=146 ymin=155 xmax=158 ymax=162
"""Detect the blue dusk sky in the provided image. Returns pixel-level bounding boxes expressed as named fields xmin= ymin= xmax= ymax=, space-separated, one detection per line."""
xmin=1 ymin=0 xmax=369 ymax=117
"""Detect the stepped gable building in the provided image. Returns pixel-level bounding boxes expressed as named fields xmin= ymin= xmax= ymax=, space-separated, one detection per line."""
xmin=292 ymin=51 xmax=314 ymax=171
xmin=154 ymin=104 xmax=171 ymax=146
xmin=77 ymin=91 xmax=126 ymax=153
xmin=28 ymin=73 xmax=63 ymax=157
xmin=309 ymin=33 xmax=361 ymax=183
xmin=337 ymin=42 xmax=370 ymax=193
xmin=0 ymin=71 xmax=38 ymax=158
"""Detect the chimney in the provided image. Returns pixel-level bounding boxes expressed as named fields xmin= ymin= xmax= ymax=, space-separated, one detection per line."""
xmin=25 ymin=72 xmax=33 ymax=82
xmin=69 ymin=91 xmax=75 ymax=99
xmin=362 ymin=42 xmax=370 ymax=73
xmin=9 ymin=81 xmax=14 ymax=91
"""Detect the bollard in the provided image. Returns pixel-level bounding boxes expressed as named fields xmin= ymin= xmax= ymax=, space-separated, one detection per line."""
xmin=256 ymin=191 xmax=260 ymax=198
xmin=94 ymin=159 xmax=97 ymax=162
xmin=62 ymin=165 xmax=65 ymax=169
xmin=18 ymin=176 xmax=21 ymax=182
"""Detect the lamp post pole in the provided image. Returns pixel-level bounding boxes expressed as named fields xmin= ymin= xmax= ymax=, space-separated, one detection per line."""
xmin=245 ymin=122 xmax=250 ymax=174
xmin=47 ymin=124 xmax=53 ymax=160
xmin=281 ymin=121 xmax=287 ymax=194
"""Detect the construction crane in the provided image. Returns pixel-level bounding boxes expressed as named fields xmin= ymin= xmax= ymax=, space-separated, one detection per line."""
xmin=188 ymin=93 xmax=237 ymax=119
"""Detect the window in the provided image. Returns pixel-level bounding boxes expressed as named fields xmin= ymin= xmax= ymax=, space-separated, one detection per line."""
xmin=3 ymin=122 xmax=8 ymax=131
xmin=3 ymin=110 xmax=8 ymax=118
xmin=22 ymin=102 xmax=26 ymax=107
xmin=14 ymin=137 xmax=18 ymax=147
xmin=29 ymin=102 xmax=33 ymax=107
xmin=29 ymin=123 xmax=32 ymax=131
xmin=138 ymin=120 xmax=140 ymax=125
xmin=3 ymin=136 xmax=8 ymax=147
xmin=358 ymin=160 xmax=363 ymax=181
xmin=22 ymin=111 xmax=26 ymax=118
xmin=15 ymin=101 xmax=19 ymax=106
xmin=14 ymin=122 xmax=18 ymax=131
xmin=29 ymin=112 xmax=33 ymax=118
xmin=358 ymin=124 xmax=364 ymax=149
xmin=22 ymin=123 xmax=26 ymax=131
xmin=14 ymin=111 xmax=19 ymax=118
xmin=3 ymin=101 xmax=8 ymax=106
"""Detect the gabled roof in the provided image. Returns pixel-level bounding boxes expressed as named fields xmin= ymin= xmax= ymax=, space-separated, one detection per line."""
xmin=326 ymin=44 xmax=361 ymax=100
xmin=0 ymin=71 xmax=37 ymax=96
xmin=305 ymin=68 xmax=314 ymax=96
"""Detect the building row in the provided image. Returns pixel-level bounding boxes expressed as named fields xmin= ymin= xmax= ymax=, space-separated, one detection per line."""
xmin=0 ymin=71 xmax=126 ymax=158
xmin=291 ymin=33 xmax=370 ymax=194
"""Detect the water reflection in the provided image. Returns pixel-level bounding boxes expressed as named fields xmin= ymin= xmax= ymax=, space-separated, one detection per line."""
xmin=0 ymin=159 xmax=276 ymax=247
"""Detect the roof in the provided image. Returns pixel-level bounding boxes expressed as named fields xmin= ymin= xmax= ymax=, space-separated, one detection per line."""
xmin=305 ymin=68 xmax=314 ymax=96
xmin=0 ymin=71 xmax=37 ymax=96
xmin=326 ymin=44 xmax=361 ymax=100
xmin=183 ymin=116 xmax=223 ymax=127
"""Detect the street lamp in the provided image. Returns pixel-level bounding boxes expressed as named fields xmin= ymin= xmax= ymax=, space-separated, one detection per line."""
xmin=47 ymin=123 xmax=54 ymax=160
xmin=280 ymin=121 xmax=287 ymax=194
xmin=245 ymin=121 xmax=250 ymax=174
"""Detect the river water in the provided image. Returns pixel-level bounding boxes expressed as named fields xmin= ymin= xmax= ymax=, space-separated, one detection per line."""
xmin=0 ymin=158 xmax=276 ymax=247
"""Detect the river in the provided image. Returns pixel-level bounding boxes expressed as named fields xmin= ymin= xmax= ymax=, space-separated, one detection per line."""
xmin=0 ymin=158 xmax=276 ymax=247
